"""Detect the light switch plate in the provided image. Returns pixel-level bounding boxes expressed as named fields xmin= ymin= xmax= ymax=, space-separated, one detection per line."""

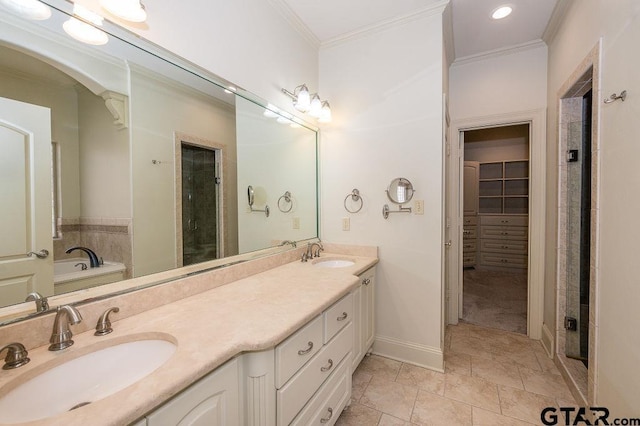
xmin=415 ymin=200 xmax=424 ymax=215
xmin=292 ymin=217 xmax=300 ymax=229
xmin=342 ymin=217 xmax=350 ymax=231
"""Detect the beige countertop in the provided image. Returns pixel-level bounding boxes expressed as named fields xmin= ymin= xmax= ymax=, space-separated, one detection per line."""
xmin=0 ymin=252 xmax=377 ymax=426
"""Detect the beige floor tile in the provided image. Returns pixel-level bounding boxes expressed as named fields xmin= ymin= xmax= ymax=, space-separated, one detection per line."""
xmin=396 ymin=363 xmax=446 ymax=395
xmin=361 ymin=376 xmax=418 ymax=421
xmin=498 ymin=385 xmax=557 ymax=424
xmin=379 ymin=413 xmax=414 ymax=426
xmin=411 ymin=390 xmax=472 ymax=426
xmin=471 ymin=356 xmax=524 ymax=389
xmin=352 ymin=368 xmax=373 ymax=401
xmin=534 ymin=350 xmax=560 ymax=374
xmin=449 ymin=334 xmax=496 ymax=360
xmin=472 ymin=407 xmax=536 ymax=426
xmin=336 ymin=402 xmax=382 ymax=426
xmin=519 ymin=367 xmax=575 ymax=400
xmin=491 ymin=343 xmax=542 ymax=371
xmin=445 ymin=352 xmax=471 ymax=376
xmin=357 ymin=355 xmax=402 ymax=382
xmin=444 ymin=374 xmax=501 ymax=413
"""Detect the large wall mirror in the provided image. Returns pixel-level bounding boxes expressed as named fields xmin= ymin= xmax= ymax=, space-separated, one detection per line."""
xmin=0 ymin=1 xmax=318 ymax=321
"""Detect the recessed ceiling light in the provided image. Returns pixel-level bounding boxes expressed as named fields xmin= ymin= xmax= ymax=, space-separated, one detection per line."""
xmin=0 ymin=0 xmax=51 ymax=20
xmin=491 ymin=6 xmax=512 ymax=20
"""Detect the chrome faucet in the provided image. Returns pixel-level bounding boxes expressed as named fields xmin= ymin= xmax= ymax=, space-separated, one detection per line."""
xmin=25 ymin=291 xmax=49 ymax=312
xmin=65 ymin=246 xmax=101 ymax=268
xmin=279 ymin=240 xmax=297 ymax=248
xmin=49 ymin=305 xmax=83 ymax=351
xmin=0 ymin=342 xmax=30 ymax=370
xmin=306 ymin=241 xmax=324 ymax=259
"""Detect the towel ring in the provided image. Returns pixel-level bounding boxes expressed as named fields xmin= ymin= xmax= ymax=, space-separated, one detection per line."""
xmin=278 ymin=191 xmax=293 ymax=213
xmin=344 ymin=189 xmax=363 ymax=213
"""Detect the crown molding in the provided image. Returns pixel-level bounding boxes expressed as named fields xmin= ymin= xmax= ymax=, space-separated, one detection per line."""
xmin=451 ymin=39 xmax=547 ymax=68
xmin=542 ymin=0 xmax=574 ymax=45
xmin=266 ymin=0 xmax=321 ymax=49
xmin=320 ymin=0 xmax=450 ymax=50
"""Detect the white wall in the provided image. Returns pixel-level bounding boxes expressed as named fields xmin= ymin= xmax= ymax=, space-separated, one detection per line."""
xmin=546 ymin=0 xmax=640 ymax=415
xmin=319 ymin=9 xmax=446 ymax=369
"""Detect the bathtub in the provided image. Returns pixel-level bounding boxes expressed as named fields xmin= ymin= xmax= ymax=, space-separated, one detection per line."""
xmin=54 ymin=258 xmax=126 ymax=294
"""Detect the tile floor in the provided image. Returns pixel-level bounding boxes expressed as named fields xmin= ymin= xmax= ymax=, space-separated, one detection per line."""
xmin=336 ymin=322 xmax=576 ymax=425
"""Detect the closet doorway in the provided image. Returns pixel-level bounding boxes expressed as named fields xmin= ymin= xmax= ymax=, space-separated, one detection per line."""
xmin=461 ymin=124 xmax=530 ymax=334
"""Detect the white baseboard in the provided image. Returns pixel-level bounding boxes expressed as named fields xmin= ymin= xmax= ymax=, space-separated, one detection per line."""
xmin=541 ymin=322 xmax=555 ymax=357
xmin=372 ymin=335 xmax=444 ymax=373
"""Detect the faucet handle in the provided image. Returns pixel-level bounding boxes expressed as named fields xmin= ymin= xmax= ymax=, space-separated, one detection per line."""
xmin=1 ymin=343 xmax=30 ymax=370
xmin=95 ymin=307 xmax=120 ymax=336
xmin=25 ymin=292 xmax=49 ymax=312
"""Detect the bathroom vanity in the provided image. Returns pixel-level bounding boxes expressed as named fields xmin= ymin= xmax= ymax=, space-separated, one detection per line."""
xmin=0 ymin=244 xmax=377 ymax=426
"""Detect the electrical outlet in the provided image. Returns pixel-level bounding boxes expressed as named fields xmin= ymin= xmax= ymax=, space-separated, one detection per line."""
xmin=415 ymin=200 xmax=424 ymax=215
xmin=292 ymin=217 xmax=300 ymax=229
xmin=342 ymin=217 xmax=350 ymax=231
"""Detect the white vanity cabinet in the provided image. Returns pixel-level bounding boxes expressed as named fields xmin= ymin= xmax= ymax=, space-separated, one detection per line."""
xmin=144 ymin=357 xmax=240 ymax=426
xmin=352 ymin=267 xmax=375 ymax=371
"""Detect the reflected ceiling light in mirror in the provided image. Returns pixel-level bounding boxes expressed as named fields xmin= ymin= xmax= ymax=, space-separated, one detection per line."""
xmin=491 ymin=5 xmax=512 ymax=19
xmin=224 ymin=85 xmax=237 ymax=94
xmin=63 ymin=4 xmax=109 ymax=45
xmin=263 ymin=103 xmax=280 ymax=118
xmin=282 ymin=83 xmax=331 ymax=122
xmin=100 ymin=0 xmax=146 ymax=23
xmin=0 ymin=0 xmax=51 ymax=20
xmin=276 ymin=111 xmax=294 ymax=124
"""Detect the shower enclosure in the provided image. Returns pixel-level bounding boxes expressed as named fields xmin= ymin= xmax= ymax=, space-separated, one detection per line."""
xmin=564 ymin=90 xmax=592 ymax=365
xmin=181 ymin=144 xmax=221 ymax=266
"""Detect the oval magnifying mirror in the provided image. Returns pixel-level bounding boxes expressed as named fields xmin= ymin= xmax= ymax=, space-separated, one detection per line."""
xmin=386 ymin=178 xmax=414 ymax=204
xmin=247 ymin=185 xmax=255 ymax=207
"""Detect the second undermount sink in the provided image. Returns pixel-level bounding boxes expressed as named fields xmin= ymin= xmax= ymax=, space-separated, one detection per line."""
xmin=313 ymin=258 xmax=355 ymax=268
xmin=0 ymin=337 xmax=177 ymax=424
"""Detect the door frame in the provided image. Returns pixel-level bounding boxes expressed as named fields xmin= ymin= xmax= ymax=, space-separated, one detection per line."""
xmin=447 ymin=109 xmax=546 ymax=339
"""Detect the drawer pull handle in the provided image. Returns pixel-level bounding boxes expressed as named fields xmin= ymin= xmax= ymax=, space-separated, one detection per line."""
xmin=320 ymin=407 xmax=334 ymax=423
xmin=337 ymin=312 xmax=348 ymax=321
xmin=502 ymin=232 xmax=509 ymax=235
xmin=321 ymin=358 xmax=334 ymax=372
xmin=297 ymin=341 xmax=314 ymax=355
xmin=362 ymin=278 xmax=371 ymax=285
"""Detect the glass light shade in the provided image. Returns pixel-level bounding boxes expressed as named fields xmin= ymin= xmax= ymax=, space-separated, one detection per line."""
xmin=63 ymin=6 xmax=108 ymax=46
xmin=100 ymin=0 xmax=147 ymax=23
xmin=318 ymin=101 xmax=332 ymax=123
xmin=491 ymin=6 xmax=512 ymax=19
xmin=0 ymin=0 xmax=51 ymax=20
xmin=308 ymin=94 xmax=322 ymax=118
xmin=294 ymin=85 xmax=310 ymax=112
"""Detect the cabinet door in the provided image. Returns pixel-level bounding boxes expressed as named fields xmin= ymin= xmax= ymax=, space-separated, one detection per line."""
xmin=463 ymin=161 xmax=479 ymax=216
xmin=351 ymin=285 xmax=363 ymax=372
xmin=146 ymin=358 xmax=239 ymax=426
xmin=361 ymin=269 xmax=375 ymax=352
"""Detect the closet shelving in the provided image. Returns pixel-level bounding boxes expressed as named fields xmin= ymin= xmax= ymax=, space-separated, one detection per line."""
xmin=478 ymin=160 xmax=529 ymax=214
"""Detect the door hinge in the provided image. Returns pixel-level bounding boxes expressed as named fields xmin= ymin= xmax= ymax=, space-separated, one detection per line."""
xmin=214 ymin=177 xmax=221 ymax=185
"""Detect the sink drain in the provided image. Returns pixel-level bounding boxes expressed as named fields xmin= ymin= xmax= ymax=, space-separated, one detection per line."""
xmin=69 ymin=401 xmax=91 ymax=411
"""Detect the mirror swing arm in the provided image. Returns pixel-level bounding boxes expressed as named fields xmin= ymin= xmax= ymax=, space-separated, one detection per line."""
xmin=247 ymin=185 xmax=269 ymax=217
xmin=382 ymin=177 xmax=415 ymax=219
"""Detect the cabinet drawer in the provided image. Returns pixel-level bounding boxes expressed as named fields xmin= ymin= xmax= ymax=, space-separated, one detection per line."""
xmin=463 ymin=255 xmax=476 ymax=266
xmin=291 ymin=353 xmax=351 ymax=426
xmin=463 ymin=216 xmax=477 ymax=226
xmin=480 ymin=239 xmax=528 ymax=255
xmin=323 ymin=294 xmax=353 ymax=344
xmin=480 ymin=226 xmax=527 ymax=240
xmin=277 ymin=323 xmax=353 ymax=426
xmin=480 ymin=215 xmax=528 ymax=227
xmin=479 ymin=252 xmax=528 ymax=268
xmin=462 ymin=240 xmax=477 ymax=252
xmin=462 ymin=227 xmax=477 ymax=239
xmin=275 ymin=315 xmax=323 ymax=389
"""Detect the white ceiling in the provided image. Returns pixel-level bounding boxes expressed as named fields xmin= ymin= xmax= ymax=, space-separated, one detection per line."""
xmin=280 ymin=0 xmax=559 ymax=60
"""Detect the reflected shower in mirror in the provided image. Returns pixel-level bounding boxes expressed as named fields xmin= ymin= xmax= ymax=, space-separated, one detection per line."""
xmin=0 ymin=2 xmax=318 ymax=316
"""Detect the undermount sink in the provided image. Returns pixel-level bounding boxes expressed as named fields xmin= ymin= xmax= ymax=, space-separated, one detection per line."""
xmin=0 ymin=338 xmax=177 ymax=423
xmin=313 ymin=259 xmax=355 ymax=268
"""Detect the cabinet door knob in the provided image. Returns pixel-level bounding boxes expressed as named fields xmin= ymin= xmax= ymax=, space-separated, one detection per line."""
xmin=337 ymin=312 xmax=348 ymax=321
xmin=297 ymin=341 xmax=314 ymax=355
xmin=362 ymin=278 xmax=371 ymax=285
xmin=320 ymin=408 xmax=334 ymax=423
xmin=320 ymin=358 xmax=334 ymax=372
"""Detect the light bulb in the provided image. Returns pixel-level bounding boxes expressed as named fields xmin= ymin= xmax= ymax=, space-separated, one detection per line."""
xmin=294 ymin=84 xmax=310 ymax=112
xmin=0 ymin=0 xmax=51 ymax=20
xmin=308 ymin=94 xmax=322 ymax=118
xmin=100 ymin=0 xmax=147 ymax=23
xmin=491 ymin=6 xmax=512 ymax=20
xmin=63 ymin=5 xmax=108 ymax=46
xmin=318 ymin=101 xmax=332 ymax=123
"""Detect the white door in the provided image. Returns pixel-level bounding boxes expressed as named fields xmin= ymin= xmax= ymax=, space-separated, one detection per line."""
xmin=0 ymin=97 xmax=53 ymax=307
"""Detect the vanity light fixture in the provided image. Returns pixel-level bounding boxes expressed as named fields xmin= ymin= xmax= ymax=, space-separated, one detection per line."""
xmin=63 ymin=4 xmax=109 ymax=45
xmin=491 ymin=5 xmax=512 ymax=20
xmin=100 ymin=0 xmax=147 ymax=23
xmin=0 ymin=0 xmax=51 ymax=20
xmin=282 ymin=84 xmax=332 ymax=122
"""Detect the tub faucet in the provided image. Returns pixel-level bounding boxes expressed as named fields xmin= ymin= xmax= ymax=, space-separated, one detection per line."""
xmin=65 ymin=246 xmax=101 ymax=268
xmin=49 ymin=305 xmax=83 ymax=351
